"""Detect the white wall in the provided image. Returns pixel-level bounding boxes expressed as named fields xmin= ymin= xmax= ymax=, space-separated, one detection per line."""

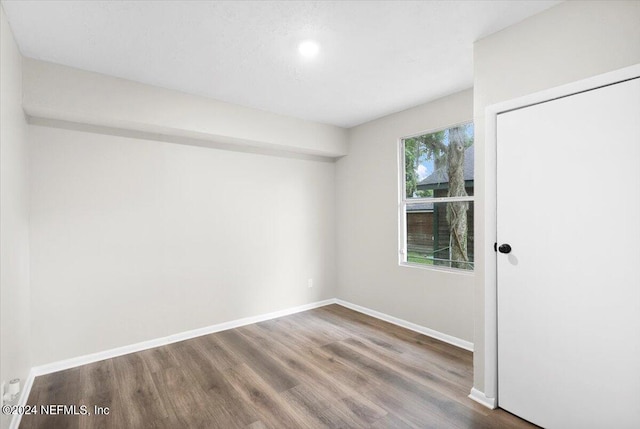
xmin=14 ymin=0 xmax=640 ymax=394
xmin=29 ymin=125 xmax=336 ymax=366
xmin=473 ymin=0 xmax=640 ymax=393
xmin=23 ymin=59 xmax=348 ymax=158
xmin=336 ymin=89 xmax=474 ymax=343
xmin=0 ymin=6 xmax=30 ymax=428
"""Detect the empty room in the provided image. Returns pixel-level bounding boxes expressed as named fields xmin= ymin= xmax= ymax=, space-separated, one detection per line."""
xmin=1 ymin=1 xmax=639 ymax=428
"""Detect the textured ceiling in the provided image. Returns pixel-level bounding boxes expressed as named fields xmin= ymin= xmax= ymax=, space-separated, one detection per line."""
xmin=2 ymin=1 xmax=560 ymax=127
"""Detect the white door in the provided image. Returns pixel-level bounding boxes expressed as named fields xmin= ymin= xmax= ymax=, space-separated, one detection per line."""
xmin=497 ymin=77 xmax=640 ymax=429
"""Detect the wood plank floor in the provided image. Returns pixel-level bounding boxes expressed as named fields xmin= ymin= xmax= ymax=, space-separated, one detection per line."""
xmin=20 ymin=304 xmax=537 ymax=428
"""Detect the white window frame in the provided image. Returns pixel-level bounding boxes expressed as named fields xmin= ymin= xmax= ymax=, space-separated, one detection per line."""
xmin=398 ymin=122 xmax=475 ymax=274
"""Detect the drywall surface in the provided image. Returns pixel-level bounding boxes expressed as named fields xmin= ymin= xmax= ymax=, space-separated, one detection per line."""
xmin=336 ymin=89 xmax=474 ymax=343
xmin=0 ymin=7 xmax=31 ymax=428
xmin=29 ymin=125 xmax=336 ymax=366
xmin=473 ymin=0 xmax=640 ymax=392
xmin=22 ymin=59 xmax=348 ymax=158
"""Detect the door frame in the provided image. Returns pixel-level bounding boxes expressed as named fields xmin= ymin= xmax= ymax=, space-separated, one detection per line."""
xmin=481 ymin=63 xmax=640 ymax=407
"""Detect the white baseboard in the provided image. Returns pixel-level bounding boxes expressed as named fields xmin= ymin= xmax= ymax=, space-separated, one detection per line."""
xmin=9 ymin=368 xmax=36 ymax=429
xmin=32 ymin=298 xmax=337 ymax=377
xmin=16 ymin=296 xmax=473 ymax=426
xmin=11 ymin=299 xmax=335 ymax=428
xmin=335 ymin=299 xmax=474 ymax=352
xmin=164 ymin=298 xmax=336 ymax=344
xmin=468 ymin=387 xmax=497 ymax=409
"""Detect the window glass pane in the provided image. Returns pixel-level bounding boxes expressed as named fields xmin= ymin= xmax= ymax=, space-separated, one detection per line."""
xmin=404 ymin=123 xmax=474 ymax=199
xmin=406 ymin=201 xmax=474 ymax=270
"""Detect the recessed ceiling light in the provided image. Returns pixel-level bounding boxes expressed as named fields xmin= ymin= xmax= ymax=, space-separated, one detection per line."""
xmin=298 ymin=40 xmax=320 ymax=58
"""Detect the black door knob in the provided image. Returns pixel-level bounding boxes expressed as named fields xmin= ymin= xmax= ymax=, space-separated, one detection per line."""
xmin=498 ymin=244 xmax=512 ymax=254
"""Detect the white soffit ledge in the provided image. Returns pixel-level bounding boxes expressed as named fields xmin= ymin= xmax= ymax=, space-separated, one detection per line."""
xmin=4 ymin=1 xmax=561 ymax=127
xmin=22 ymin=59 xmax=348 ymax=158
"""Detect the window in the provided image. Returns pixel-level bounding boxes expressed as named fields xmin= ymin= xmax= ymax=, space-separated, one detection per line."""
xmin=399 ymin=123 xmax=474 ymax=271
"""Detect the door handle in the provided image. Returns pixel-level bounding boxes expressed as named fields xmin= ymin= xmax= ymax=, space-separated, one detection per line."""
xmin=498 ymin=244 xmax=512 ymax=254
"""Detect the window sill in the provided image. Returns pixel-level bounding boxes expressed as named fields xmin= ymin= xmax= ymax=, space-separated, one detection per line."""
xmin=399 ymin=261 xmax=475 ymax=276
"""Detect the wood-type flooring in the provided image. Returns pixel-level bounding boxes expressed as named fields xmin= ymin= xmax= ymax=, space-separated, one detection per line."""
xmin=19 ymin=304 xmax=537 ymax=428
